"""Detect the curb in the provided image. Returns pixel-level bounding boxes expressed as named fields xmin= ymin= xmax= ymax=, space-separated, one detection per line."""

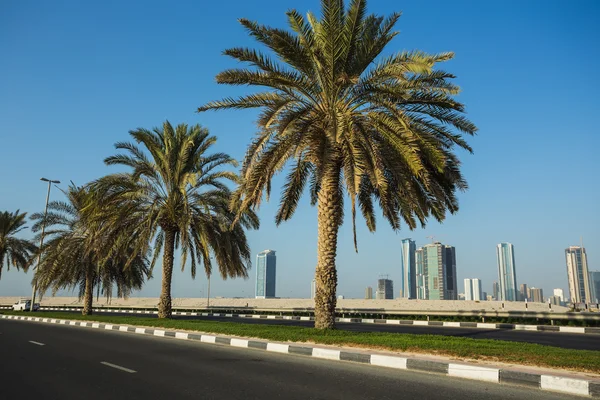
xmin=2 ymin=314 xmax=599 ymax=398
xmin=29 ymin=306 xmax=600 ymax=335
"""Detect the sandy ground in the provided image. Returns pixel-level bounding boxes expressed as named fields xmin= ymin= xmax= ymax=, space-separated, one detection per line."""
xmin=0 ymin=296 xmax=568 ymax=312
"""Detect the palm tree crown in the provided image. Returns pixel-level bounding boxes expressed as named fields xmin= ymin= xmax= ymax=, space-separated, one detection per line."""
xmin=31 ymin=185 xmax=150 ymax=314
xmin=198 ymin=0 xmax=477 ymax=328
xmin=0 ymin=210 xmax=36 ymax=279
xmin=94 ymin=121 xmax=259 ymax=318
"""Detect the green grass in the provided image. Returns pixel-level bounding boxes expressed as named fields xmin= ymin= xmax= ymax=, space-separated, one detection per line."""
xmin=3 ymin=310 xmax=600 ymax=374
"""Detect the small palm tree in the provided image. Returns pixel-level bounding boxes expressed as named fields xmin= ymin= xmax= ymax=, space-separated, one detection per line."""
xmin=198 ymin=0 xmax=477 ymax=328
xmin=94 ymin=121 xmax=259 ymax=318
xmin=0 ymin=210 xmax=37 ymax=279
xmin=31 ymin=185 xmax=150 ymax=315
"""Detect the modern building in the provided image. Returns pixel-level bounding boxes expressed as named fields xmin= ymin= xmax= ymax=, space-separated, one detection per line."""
xmin=255 ymin=250 xmax=276 ymax=298
xmin=565 ymin=246 xmax=592 ymax=304
xmin=497 ymin=243 xmax=518 ymax=301
xmin=589 ymin=271 xmax=600 ymax=303
xmin=400 ymin=238 xmax=417 ymax=299
xmin=553 ymin=288 xmax=565 ymax=302
xmin=464 ymin=279 xmax=473 ymax=301
xmin=365 ymin=286 xmax=373 ymax=300
xmin=482 ymin=291 xmax=488 ymax=300
xmin=416 ymin=249 xmax=427 ymax=300
xmin=311 ymin=279 xmax=317 ymax=300
xmin=376 ymin=278 xmax=394 ymax=300
xmin=530 ymin=288 xmax=544 ymax=303
xmin=549 ymin=295 xmax=562 ymax=306
xmin=415 ymin=243 xmax=457 ymax=300
xmin=519 ymin=283 xmax=529 ymax=302
xmin=464 ymin=278 xmax=482 ymax=301
xmin=492 ymin=281 xmax=499 ymax=301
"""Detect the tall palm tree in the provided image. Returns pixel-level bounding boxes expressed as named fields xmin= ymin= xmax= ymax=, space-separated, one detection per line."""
xmin=198 ymin=0 xmax=477 ymax=329
xmin=0 ymin=210 xmax=37 ymax=279
xmin=31 ymin=185 xmax=150 ymax=315
xmin=93 ymin=121 xmax=259 ymax=318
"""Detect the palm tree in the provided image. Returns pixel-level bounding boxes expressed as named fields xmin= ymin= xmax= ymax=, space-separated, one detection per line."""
xmin=93 ymin=121 xmax=259 ymax=318
xmin=198 ymin=0 xmax=477 ymax=329
xmin=0 ymin=210 xmax=37 ymax=279
xmin=31 ymin=185 xmax=150 ymax=315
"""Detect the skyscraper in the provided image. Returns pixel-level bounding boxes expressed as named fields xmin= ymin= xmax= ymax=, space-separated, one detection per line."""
xmin=464 ymin=279 xmax=473 ymax=301
xmin=464 ymin=278 xmax=482 ymax=301
xmin=365 ymin=286 xmax=373 ymax=299
xmin=311 ymin=279 xmax=317 ymax=300
xmin=400 ymin=238 xmax=416 ymax=299
xmin=497 ymin=243 xmax=518 ymax=301
xmin=416 ymin=249 xmax=426 ymax=300
xmin=492 ymin=281 xmax=499 ymax=301
xmin=415 ymin=243 xmax=457 ymax=300
xmin=519 ymin=283 xmax=528 ymax=302
xmin=376 ymin=278 xmax=394 ymax=299
xmin=530 ymin=288 xmax=544 ymax=303
xmin=255 ymin=250 xmax=276 ymax=298
xmin=565 ymin=246 xmax=592 ymax=304
xmin=589 ymin=271 xmax=600 ymax=303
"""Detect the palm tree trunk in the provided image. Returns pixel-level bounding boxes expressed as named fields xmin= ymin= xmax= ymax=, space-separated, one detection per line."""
xmin=158 ymin=229 xmax=176 ymax=318
xmin=314 ymin=166 xmax=342 ymax=329
xmin=82 ymin=267 xmax=93 ymax=316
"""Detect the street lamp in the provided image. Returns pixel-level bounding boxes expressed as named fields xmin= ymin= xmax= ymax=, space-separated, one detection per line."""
xmin=30 ymin=177 xmax=60 ymax=311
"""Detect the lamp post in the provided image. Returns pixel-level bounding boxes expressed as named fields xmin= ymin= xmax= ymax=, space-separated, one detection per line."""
xmin=30 ymin=177 xmax=60 ymax=311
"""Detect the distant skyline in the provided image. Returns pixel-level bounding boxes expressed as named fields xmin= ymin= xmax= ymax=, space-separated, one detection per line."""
xmin=1 ymin=0 xmax=598 ymax=300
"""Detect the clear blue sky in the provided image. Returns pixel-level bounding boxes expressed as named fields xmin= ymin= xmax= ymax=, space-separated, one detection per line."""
xmin=1 ymin=0 xmax=598 ymax=300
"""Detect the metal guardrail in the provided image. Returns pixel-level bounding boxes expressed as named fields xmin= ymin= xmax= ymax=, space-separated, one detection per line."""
xmin=2 ymin=304 xmax=599 ymax=322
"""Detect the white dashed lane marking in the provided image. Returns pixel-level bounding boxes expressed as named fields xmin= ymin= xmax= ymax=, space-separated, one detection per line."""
xmin=100 ymin=361 xmax=137 ymax=373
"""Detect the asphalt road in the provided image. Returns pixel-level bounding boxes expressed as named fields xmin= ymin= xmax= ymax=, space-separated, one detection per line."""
xmin=0 ymin=319 xmax=578 ymax=400
xmin=37 ymin=309 xmax=600 ymax=351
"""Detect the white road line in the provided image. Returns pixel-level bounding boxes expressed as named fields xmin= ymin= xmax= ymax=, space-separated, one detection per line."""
xmin=100 ymin=361 xmax=136 ymax=373
xmin=29 ymin=341 xmax=45 ymax=346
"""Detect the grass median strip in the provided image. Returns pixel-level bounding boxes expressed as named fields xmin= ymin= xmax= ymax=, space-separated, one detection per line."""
xmin=3 ymin=311 xmax=599 ymax=374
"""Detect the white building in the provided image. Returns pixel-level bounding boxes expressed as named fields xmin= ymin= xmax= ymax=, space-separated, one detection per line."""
xmin=311 ymin=279 xmax=316 ymax=300
xmin=553 ymin=288 xmax=564 ymax=302
xmin=464 ymin=278 xmax=483 ymax=301
xmin=565 ymin=246 xmax=592 ymax=304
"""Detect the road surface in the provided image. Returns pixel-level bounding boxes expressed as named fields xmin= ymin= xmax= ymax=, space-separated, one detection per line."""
xmin=0 ymin=318 xmax=579 ymax=400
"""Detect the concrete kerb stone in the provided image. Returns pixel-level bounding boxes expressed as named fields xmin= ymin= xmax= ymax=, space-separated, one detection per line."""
xmin=26 ymin=306 xmax=600 ymax=335
xmin=1 ymin=314 xmax=598 ymax=398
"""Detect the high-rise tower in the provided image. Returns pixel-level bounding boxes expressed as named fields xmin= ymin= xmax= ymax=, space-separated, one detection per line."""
xmin=255 ymin=250 xmax=276 ymax=298
xmin=565 ymin=246 xmax=591 ymax=304
xmin=496 ymin=243 xmax=518 ymax=301
xmin=415 ymin=242 xmax=457 ymax=300
xmin=400 ymin=238 xmax=416 ymax=299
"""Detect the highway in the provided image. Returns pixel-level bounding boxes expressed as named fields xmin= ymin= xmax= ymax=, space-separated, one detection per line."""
xmin=37 ymin=310 xmax=600 ymax=351
xmin=0 ymin=318 xmax=578 ymax=400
